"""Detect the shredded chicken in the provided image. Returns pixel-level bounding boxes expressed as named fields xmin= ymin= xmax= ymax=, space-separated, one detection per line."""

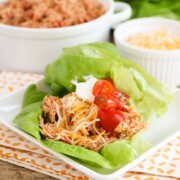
xmin=115 ymin=106 xmax=145 ymax=139
xmin=39 ymin=93 xmax=145 ymax=151
xmin=40 ymin=94 xmax=116 ymax=151
xmin=0 ymin=0 xmax=106 ymax=28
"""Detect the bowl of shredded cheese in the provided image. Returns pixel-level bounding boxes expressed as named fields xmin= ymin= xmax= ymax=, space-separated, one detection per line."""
xmin=114 ymin=17 xmax=180 ymax=85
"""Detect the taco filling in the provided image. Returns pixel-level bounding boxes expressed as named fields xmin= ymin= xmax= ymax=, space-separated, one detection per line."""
xmin=39 ymin=77 xmax=145 ymax=151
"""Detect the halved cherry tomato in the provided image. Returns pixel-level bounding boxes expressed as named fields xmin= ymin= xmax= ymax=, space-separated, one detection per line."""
xmin=112 ymin=89 xmax=129 ymax=110
xmin=93 ymin=80 xmax=114 ymax=96
xmin=105 ymin=78 xmax=115 ymax=85
xmin=94 ymin=94 xmax=117 ymax=110
xmin=98 ymin=109 xmax=124 ymax=132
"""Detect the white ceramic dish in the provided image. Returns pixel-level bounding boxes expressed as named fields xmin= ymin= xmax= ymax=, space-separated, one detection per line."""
xmin=0 ymin=0 xmax=131 ymax=73
xmin=0 ymin=81 xmax=179 ymax=180
xmin=114 ymin=18 xmax=180 ymax=85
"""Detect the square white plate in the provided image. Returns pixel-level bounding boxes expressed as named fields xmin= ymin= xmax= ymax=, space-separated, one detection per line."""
xmin=0 ymin=81 xmax=179 ymax=180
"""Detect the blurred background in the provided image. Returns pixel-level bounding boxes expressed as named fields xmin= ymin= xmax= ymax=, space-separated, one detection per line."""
xmin=115 ymin=0 xmax=180 ymax=20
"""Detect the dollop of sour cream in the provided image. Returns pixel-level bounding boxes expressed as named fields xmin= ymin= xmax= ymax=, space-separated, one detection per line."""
xmin=71 ymin=76 xmax=97 ymax=101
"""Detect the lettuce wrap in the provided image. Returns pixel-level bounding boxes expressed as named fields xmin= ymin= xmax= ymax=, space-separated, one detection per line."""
xmin=13 ymin=43 xmax=172 ymax=173
xmin=45 ymin=42 xmax=172 ymax=120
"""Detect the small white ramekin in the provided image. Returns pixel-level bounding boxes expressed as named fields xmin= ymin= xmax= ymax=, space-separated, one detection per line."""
xmin=114 ymin=17 xmax=180 ymax=85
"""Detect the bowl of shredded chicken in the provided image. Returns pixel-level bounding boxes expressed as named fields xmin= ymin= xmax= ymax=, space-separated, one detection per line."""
xmin=0 ymin=0 xmax=106 ymax=28
xmin=0 ymin=0 xmax=131 ymax=73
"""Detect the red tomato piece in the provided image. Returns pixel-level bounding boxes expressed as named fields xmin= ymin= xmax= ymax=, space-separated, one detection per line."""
xmin=98 ymin=109 xmax=124 ymax=132
xmin=94 ymin=94 xmax=117 ymax=110
xmin=92 ymin=79 xmax=114 ymax=96
xmin=112 ymin=89 xmax=129 ymax=110
xmin=105 ymin=78 xmax=115 ymax=85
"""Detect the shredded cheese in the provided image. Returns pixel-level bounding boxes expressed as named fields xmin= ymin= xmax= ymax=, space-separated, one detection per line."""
xmin=127 ymin=29 xmax=180 ymax=50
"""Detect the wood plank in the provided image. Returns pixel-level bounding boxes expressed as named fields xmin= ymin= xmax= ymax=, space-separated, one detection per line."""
xmin=0 ymin=160 xmax=57 ymax=180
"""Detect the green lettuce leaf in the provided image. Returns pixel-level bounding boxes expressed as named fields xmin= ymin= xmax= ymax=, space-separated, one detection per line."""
xmin=45 ymin=43 xmax=172 ymax=120
xmin=115 ymin=0 xmax=180 ymax=20
xmin=130 ymin=133 xmax=151 ymax=156
xmin=13 ymin=102 xmax=42 ymax=141
xmin=22 ymin=84 xmax=48 ymax=108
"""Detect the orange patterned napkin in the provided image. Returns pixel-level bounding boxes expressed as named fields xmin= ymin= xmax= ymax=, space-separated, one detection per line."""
xmin=0 ymin=123 xmax=179 ymax=180
xmin=0 ymin=71 xmax=179 ymax=180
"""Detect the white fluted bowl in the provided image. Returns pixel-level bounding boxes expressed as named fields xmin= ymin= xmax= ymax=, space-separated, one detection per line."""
xmin=114 ymin=18 xmax=180 ymax=85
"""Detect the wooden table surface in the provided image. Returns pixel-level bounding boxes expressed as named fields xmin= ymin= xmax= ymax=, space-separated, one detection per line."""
xmin=0 ymin=160 xmax=57 ymax=180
